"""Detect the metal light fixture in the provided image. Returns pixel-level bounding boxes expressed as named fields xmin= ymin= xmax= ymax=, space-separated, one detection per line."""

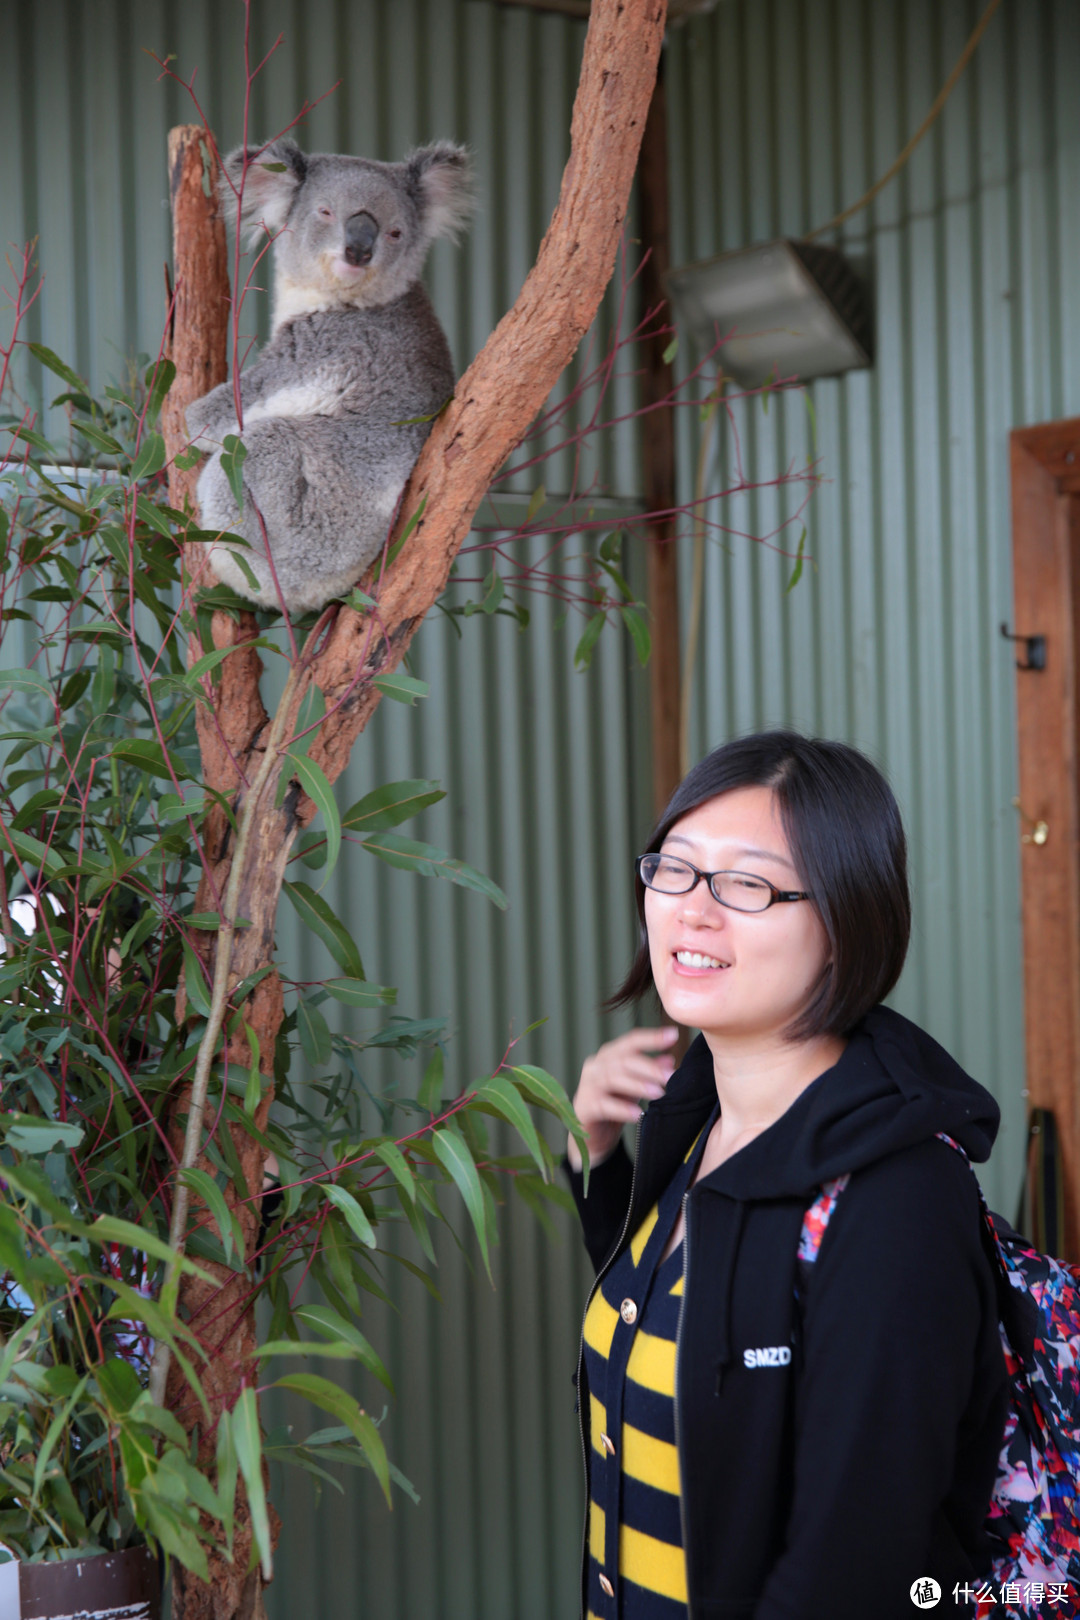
xmin=665 ymin=238 xmax=872 ymax=388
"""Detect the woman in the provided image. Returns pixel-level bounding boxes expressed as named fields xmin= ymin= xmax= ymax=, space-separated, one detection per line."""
xmin=566 ymin=731 xmax=1008 ymax=1620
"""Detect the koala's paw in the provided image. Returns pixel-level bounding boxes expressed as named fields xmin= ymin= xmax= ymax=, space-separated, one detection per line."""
xmin=186 ymin=386 xmax=236 ymax=450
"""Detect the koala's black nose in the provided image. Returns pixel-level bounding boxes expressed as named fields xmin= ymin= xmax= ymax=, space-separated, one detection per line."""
xmin=344 ymin=211 xmax=380 ymax=267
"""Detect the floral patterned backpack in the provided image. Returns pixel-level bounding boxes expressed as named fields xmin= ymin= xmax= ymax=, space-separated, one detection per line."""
xmin=797 ymin=1132 xmax=1080 ymax=1618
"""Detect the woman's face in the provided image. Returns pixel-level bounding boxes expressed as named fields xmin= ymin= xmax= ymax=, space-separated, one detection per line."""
xmin=644 ymin=785 xmax=831 ymax=1043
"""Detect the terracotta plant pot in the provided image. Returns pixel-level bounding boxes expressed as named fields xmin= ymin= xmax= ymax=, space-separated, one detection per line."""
xmin=16 ymin=1546 xmax=160 ymax=1620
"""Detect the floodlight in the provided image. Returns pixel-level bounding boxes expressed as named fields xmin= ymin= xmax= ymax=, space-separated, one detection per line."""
xmin=665 ymin=238 xmax=872 ymax=388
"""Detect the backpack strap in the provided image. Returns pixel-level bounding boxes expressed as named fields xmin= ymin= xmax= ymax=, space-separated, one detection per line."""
xmin=796 ymin=1134 xmax=985 ymax=1298
xmin=796 ymin=1173 xmax=850 ymax=1297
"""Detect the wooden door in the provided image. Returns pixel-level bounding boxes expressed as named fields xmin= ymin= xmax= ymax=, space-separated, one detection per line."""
xmin=1009 ymin=418 xmax=1080 ymax=1260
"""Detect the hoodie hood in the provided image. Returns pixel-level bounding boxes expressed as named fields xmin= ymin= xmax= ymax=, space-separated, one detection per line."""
xmin=664 ymin=1003 xmax=1000 ymax=1203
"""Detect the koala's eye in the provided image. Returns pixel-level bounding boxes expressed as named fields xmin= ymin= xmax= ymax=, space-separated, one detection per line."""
xmin=387 ymin=228 xmax=403 ymax=241
xmin=316 ymin=205 xmax=334 ymax=222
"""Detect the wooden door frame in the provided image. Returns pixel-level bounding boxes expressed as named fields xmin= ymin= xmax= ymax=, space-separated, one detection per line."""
xmin=1009 ymin=417 xmax=1080 ymax=1260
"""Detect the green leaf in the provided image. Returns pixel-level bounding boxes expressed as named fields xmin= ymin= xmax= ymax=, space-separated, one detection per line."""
xmin=369 ymin=1140 xmax=415 ymax=1204
xmin=401 ymin=1186 xmax=437 ymax=1264
xmin=473 ymin=1075 xmax=548 ymax=1179
xmin=382 ymin=494 xmax=427 ymax=571
xmin=346 ymin=588 xmax=376 ymax=612
xmin=4 ymin=1115 xmax=83 ymax=1154
xmin=432 ymin=1126 xmax=490 ymax=1277
xmin=574 ymin=612 xmax=606 ymax=672
xmin=143 ymin=357 xmax=176 ymax=426
xmin=272 ymin=1374 xmax=391 ymax=1507
xmin=0 ymin=823 xmax=66 ymax=880
xmin=294 ymin=1304 xmax=394 ymax=1392
xmin=509 ymin=1065 xmax=584 ymax=1141
xmin=361 ymin=832 xmax=507 ymax=910
xmin=289 ymin=684 xmax=325 ymax=761
xmin=297 ymin=996 xmax=333 ymax=1066
xmin=243 ymin=1025 xmax=264 ymax=1117
xmin=322 ymin=978 xmax=396 ymax=1008
xmin=525 ymin=483 xmax=546 ymax=524
xmin=72 ymin=419 xmax=123 ymax=455
xmin=180 ymin=1167 xmax=246 ymax=1269
xmin=175 ymin=446 xmax=202 ymax=471
xmin=372 ymin=670 xmax=429 ymax=705
xmin=662 ymin=335 xmax=679 ymax=365
xmin=785 ymin=527 xmax=807 ymax=594
xmin=221 ymin=434 xmax=248 ymax=507
xmin=84 ymin=1215 xmax=213 ymax=1281
xmin=0 ymin=667 xmax=51 ymax=698
xmin=110 ymin=738 xmax=189 ymax=782
xmin=418 ymin=1047 xmax=444 ymax=1114
xmin=620 ymin=604 xmax=652 ymax=667
xmin=182 ymin=940 xmax=213 ymax=1018
xmin=231 ymin=1388 xmax=273 ymax=1580
xmin=282 ymin=882 xmax=364 ymax=980
xmin=595 ymin=555 xmax=634 ymax=603
xmin=8 ymin=423 xmax=56 ymax=457
xmin=183 ymin=638 xmax=279 ymax=687
xmin=286 ymin=752 xmax=341 ymax=880
xmin=341 ymin=778 xmax=445 ymax=835
xmin=321 ymin=1183 xmax=376 ymax=1248
xmin=184 ymin=910 xmax=249 ymax=930
xmin=95 ymin=1356 xmax=142 ymax=1416
xmin=216 ymin=1398 xmax=239 ymax=1553
xmin=27 ymin=343 xmax=85 ymax=391
xmin=130 ymin=431 xmax=166 ymax=482
xmin=481 ymin=568 xmax=505 ymax=615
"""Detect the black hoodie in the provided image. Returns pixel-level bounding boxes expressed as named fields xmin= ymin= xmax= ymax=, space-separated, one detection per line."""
xmin=567 ymin=1006 xmax=1010 ymax=1620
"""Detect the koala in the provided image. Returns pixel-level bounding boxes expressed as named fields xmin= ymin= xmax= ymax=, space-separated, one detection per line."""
xmin=186 ymin=138 xmax=474 ymax=614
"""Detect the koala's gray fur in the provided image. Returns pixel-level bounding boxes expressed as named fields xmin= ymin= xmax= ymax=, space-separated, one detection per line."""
xmin=186 ymin=138 xmax=474 ymax=614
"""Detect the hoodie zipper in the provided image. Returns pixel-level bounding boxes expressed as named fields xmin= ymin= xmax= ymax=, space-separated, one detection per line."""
xmin=574 ymin=1125 xmax=648 ymax=1619
xmin=672 ymin=1189 xmax=692 ymax=1617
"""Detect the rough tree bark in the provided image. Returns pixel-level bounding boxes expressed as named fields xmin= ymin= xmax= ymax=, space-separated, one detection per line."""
xmin=160 ymin=3 xmax=667 ymax=1615
xmin=162 ymin=126 xmax=279 ymax=1620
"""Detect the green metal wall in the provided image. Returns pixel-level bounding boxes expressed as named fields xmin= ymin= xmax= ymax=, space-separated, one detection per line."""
xmin=2 ymin=0 xmax=1075 ymax=1614
xmin=1 ymin=4 xmax=640 ymax=1616
xmin=665 ymin=0 xmax=1080 ymax=1224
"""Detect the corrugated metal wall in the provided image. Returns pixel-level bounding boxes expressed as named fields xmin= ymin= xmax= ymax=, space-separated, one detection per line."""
xmin=666 ymin=0 xmax=1080 ymax=1223
xmin=3 ymin=0 xmax=1075 ymax=1614
xmin=0 ymin=4 xmax=643 ymax=1617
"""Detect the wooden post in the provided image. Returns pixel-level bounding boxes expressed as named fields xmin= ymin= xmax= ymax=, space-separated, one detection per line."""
xmin=638 ymin=62 xmax=682 ymax=821
xmin=1009 ymin=417 xmax=1080 ymax=1260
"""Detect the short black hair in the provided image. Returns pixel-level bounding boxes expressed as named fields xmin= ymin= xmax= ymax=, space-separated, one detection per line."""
xmin=608 ymin=730 xmax=911 ymax=1039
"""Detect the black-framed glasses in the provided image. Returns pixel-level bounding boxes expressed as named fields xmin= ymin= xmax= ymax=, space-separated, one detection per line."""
xmin=636 ymin=852 xmax=811 ymax=914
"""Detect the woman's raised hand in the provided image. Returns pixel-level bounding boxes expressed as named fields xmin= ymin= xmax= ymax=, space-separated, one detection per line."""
xmin=567 ymin=1026 xmax=680 ymax=1171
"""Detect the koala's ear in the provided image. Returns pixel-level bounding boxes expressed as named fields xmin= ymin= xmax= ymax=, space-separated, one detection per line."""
xmin=407 ymin=142 xmax=475 ymax=243
xmin=220 ymin=140 xmax=307 ymax=245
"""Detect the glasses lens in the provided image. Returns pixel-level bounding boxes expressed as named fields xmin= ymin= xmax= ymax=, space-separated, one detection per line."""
xmin=711 ymin=872 xmax=774 ymax=912
xmin=640 ymin=853 xmax=695 ymax=893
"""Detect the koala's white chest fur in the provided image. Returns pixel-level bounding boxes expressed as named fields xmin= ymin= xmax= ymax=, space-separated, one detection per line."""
xmin=243 ymin=378 xmax=350 ymax=425
xmin=272 ymin=264 xmax=392 ymax=333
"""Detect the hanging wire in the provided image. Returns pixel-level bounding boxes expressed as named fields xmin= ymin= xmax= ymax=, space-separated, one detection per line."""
xmin=805 ymin=0 xmax=1004 ymax=241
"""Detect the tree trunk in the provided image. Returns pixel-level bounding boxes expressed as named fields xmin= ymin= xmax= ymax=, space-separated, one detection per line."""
xmin=162 ymin=125 xmax=280 ymax=1620
xmin=160 ymin=3 xmax=667 ymax=1614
